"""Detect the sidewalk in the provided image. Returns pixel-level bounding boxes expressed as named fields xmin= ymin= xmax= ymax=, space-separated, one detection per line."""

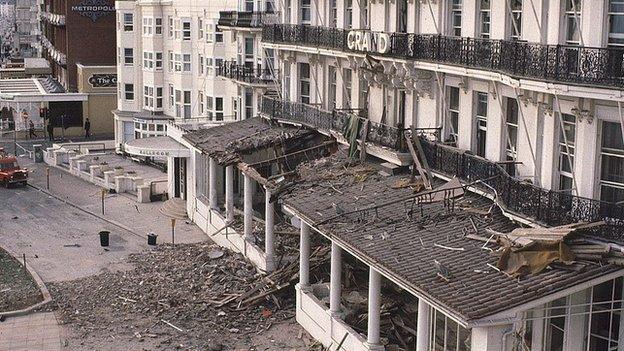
xmin=21 ymin=156 xmax=206 ymax=245
xmin=0 ymin=313 xmax=62 ymax=351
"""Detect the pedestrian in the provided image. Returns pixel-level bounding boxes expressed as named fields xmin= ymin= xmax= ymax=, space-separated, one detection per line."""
xmin=46 ymin=118 xmax=54 ymax=142
xmin=28 ymin=120 xmax=36 ymax=139
xmin=84 ymin=117 xmax=91 ymax=139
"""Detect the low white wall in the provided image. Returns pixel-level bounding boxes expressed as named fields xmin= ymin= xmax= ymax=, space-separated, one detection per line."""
xmin=193 ymin=199 xmax=271 ymax=272
xmin=296 ymin=286 xmax=369 ymax=351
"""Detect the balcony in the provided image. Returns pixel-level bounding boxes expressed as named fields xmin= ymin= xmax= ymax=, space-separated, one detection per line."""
xmin=218 ymin=11 xmax=278 ymax=29
xmin=260 ymin=96 xmax=410 ymax=164
xmin=217 ymin=61 xmax=278 ymax=86
xmin=420 ymin=139 xmax=624 ymax=227
xmin=262 ymin=24 xmax=624 ymax=89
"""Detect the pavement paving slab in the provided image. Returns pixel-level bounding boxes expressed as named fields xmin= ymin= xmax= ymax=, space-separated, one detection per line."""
xmin=0 ymin=312 xmax=61 ymax=351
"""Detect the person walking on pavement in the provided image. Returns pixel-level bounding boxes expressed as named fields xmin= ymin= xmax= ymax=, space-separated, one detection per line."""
xmin=28 ymin=120 xmax=37 ymax=139
xmin=84 ymin=117 xmax=91 ymax=139
xmin=46 ymin=117 xmax=54 ymax=142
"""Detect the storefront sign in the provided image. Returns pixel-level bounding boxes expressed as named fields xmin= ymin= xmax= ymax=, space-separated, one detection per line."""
xmin=88 ymin=74 xmax=117 ymax=88
xmin=347 ymin=31 xmax=390 ymax=54
xmin=71 ymin=0 xmax=115 ymax=22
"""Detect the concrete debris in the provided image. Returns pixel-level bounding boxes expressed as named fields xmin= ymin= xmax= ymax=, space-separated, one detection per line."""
xmin=48 ymin=243 xmax=329 ymax=350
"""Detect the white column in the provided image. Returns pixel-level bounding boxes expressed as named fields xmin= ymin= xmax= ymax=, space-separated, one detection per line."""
xmin=243 ymin=174 xmax=253 ymax=240
xmin=299 ymin=221 xmax=310 ymax=288
xmin=209 ymin=157 xmax=217 ymax=209
xmin=416 ymin=299 xmax=431 ymax=351
xmin=264 ymin=188 xmax=275 ymax=268
xmin=225 ymin=165 xmax=234 ymax=222
xmin=329 ymin=242 xmax=342 ymax=314
xmin=367 ymin=268 xmax=382 ymax=346
xmin=471 ymin=325 xmax=511 ymax=351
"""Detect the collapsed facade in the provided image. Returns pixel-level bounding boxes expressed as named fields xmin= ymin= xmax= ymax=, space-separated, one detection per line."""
xmin=115 ymin=0 xmax=624 ymax=350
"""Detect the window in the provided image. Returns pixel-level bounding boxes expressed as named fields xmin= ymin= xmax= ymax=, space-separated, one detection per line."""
xmin=359 ymin=74 xmax=369 ymax=110
xmin=430 ymin=308 xmax=471 ymax=351
xmin=448 ymin=87 xmax=459 ymax=143
xmin=244 ymin=89 xmax=253 ymax=119
xmin=183 ymin=54 xmax=191 ymax=72
xmin=183 ymin=91 xmax=191 ymax=118
xmin=206 ymin=96 xmax=213 ymax=119
xmin=198 ymin=18 xmax=203 ymax=39
xmin=169 ymin=84 xmax=174 ymax=107
xmin=609 ymin=0 xmax=624 ymax=46
xmin=244 ymin=37 xmax=254 ymax=67
xmin=124 ymin=48 xmax=133 ymax=65
xmin=123 ymin=13 xmax=133 ymax=31
xmin=397 ymin=0 xmax=407 ymax=33
xmin=155 ymin=52 xmax=163 ymax=70
xmin=168 ymin=16 xmax=174 ymax=38
xmin=544 ymin=297 xmax=566 ymax=351
xmin=600 ymin=121 xmax=624 ymax=203
xmin=450 ymin=0 xmax=462 ymax=36
xmin=245 ymin=0 xmax=254 ymax=11
xmin=479 ymin=0 xmax=491 ymax=38
xmin=299 ymin=63 xmax=310 ymax=104
xmin=475 ymin=92 xmax=487 ymax=157
xmin=199 ymin=91 xmax=204 ymax=115
xmin=215 ymin=97 xmax=224 ymax=120
xmin=558 ymin=114 xmax=576 ymax=193
xmin=345 ymin=0 xmax=353 ymax=28
xmin=199 ymin=55 xmax=204 ymax=74
xmin=586 ymin=278 xmax=622 ymax=349
xmin=155 ymin=17 xmax=162 ymax=35
xmin=505 ymin=98 xmax=519 ymax=175
xmin=283 ymin=64 xmax=291 ymax=99
xmin=174 ymin=19 xmax=181 ymax=39
xmin=168 ymin=51 xmax=174 ymax=71
xmin=343 ymin=68 xmax=352 ymax=108
xmin=143 ymin=86 xmax=154 ymax=108
xmin=360 ymin=0 xmax=369 ymax=28
xmin=215 ymin=26 xmax=223 ymax=42
xmin=206 ymin=23 xmax=214 ymax=43
xmin=564 ymin=0 xmax=581 ymax=45
xmin=175 ymin=90 xmax=182 ymax=117
xmin=124 ymin=84 xmax=134 ymax=100
xmin=174 ymin=53 xmax=182 ymax=72
xmin=182 ymin=19 xmax=191 ymax=40
xmin=328 ymin=66 xmax=337 ymax=110
xmin=143 ymin=51 xmax=153 ymax=70
xmin=329 ymin=0 xmax=337 ymax=27
xmin=206 ymin=57 xmax=214 ymax=75
xmin=156 ymin=87 xmax=163 ymax=109
xmin=142 ymin=17 xmax=153 ymax=35
xmin=509 ymin=0 xmax=522 ymax=40
xmin=301 ymin=0 xmax=311 ymax=24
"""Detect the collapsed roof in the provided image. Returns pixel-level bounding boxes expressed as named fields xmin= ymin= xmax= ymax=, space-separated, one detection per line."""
xmin=279 ymin=151 xmax=624 ymax=323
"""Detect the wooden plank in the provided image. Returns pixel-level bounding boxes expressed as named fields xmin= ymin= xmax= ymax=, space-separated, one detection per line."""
xmin=404 ymin=130 xmax=432 ymax=190
xmin=359 ymin=118 xmax=370 ymax=163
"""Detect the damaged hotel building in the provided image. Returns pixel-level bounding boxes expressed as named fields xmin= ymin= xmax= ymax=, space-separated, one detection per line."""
xmin=114 ymin=0 xmax=624 ymax=350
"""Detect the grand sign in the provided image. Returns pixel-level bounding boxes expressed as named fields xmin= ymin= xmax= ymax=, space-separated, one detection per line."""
xmin=346 ymin=31 xmax=391 ymax=54
xmin=88 ymin=74 xmax=117 ymax=88
xmin=71 ymin=0 xmax=115 ymax=22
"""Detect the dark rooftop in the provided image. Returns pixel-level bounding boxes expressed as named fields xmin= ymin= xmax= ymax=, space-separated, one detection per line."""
xmin=280 ymin=152 xmax=623 ymax=323
xmin=183 ymin=118 xmax=311 ymax=165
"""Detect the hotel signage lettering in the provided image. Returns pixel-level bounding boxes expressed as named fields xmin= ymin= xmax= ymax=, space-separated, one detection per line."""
xmin=88 ymin=74 xmax=117 ymax=88
xmin=139 ymin=150 xmax=170 ymax=157
xmin=71 ymin=0 xmax=115 ymax=22
xmin=346 ymin=31 xmax=390 ymax=54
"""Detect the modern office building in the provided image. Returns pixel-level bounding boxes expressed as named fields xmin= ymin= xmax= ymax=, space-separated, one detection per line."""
xmin=14 ymin=0 xmax=38 ymax=57
xmin=116 ymin=0 xmax=624 ymax=350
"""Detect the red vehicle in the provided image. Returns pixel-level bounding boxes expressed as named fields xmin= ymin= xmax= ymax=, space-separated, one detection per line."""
xmin=0 ymin=149 xmax=28 ymax=187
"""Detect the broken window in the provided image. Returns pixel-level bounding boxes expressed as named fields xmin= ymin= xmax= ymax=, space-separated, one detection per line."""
xmin=505 ymin=97 xmax=519 ymax=175
xmin=299 ymin=63 xmax=311 ymax=104
xmin=447 ymin=86 xmax=460 ymax=144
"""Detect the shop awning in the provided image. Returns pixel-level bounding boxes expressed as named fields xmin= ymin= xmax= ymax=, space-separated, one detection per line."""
xmin=124 ymin=136 xmax=190 ymax=158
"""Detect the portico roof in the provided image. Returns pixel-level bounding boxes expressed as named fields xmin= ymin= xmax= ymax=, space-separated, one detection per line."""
xmin=124 ymin=136 xmax=190 ymax=158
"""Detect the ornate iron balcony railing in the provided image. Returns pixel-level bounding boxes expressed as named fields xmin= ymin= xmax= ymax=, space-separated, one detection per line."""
xmin=420 ymin=139 xmax=624 ymax=226
xmin=260 ymin=96 xmax=405 ymax=151
xmin=217 ymin=61 xmax=278 ymax=85
xmin=262 ymin=24 xmax=624 ymax=89
xmin=218 ymin=11 xmax=278 ymax=28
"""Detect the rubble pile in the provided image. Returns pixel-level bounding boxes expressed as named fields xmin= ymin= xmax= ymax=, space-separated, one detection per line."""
xmin=49 ymin=243 xmax=329 ymax=349
xmin=0 ymin=247 xmax=43 ymax=312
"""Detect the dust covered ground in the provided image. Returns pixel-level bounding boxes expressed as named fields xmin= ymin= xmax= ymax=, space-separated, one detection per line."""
xmin=47 ymin=243 xmax=320 ymax=350
xmin=0 ymin=247 xmax=43 ymax=312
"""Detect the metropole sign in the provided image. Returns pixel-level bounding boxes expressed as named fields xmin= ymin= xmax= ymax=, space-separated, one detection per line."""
xmin=71 ymin=0 xmax=115 ymax=22
xmin=346 ymin=30 xmax=391 ymax=54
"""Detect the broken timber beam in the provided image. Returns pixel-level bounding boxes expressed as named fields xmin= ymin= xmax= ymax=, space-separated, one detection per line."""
xmin=404 ymin=129 xmax=432 ymax=189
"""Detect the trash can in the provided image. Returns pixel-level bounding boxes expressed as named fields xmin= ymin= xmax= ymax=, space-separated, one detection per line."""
xmin=147 ymin=233 xmax=157 ymax=246
xmin=33 ymin=144 xmax=44 ymax=163
xmin=99 ymin=231 xmax=110 ymax=247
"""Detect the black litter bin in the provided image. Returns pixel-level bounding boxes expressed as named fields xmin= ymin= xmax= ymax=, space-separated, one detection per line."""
xmin=99 ymin=231 xmax=110 ymax=247
xmin=147 ymin=233 xmax=157 ymax=246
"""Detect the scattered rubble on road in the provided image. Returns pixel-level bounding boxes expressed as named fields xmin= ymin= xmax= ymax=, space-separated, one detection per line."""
xmin=49 ymin=243 xmax=329 ymax=350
